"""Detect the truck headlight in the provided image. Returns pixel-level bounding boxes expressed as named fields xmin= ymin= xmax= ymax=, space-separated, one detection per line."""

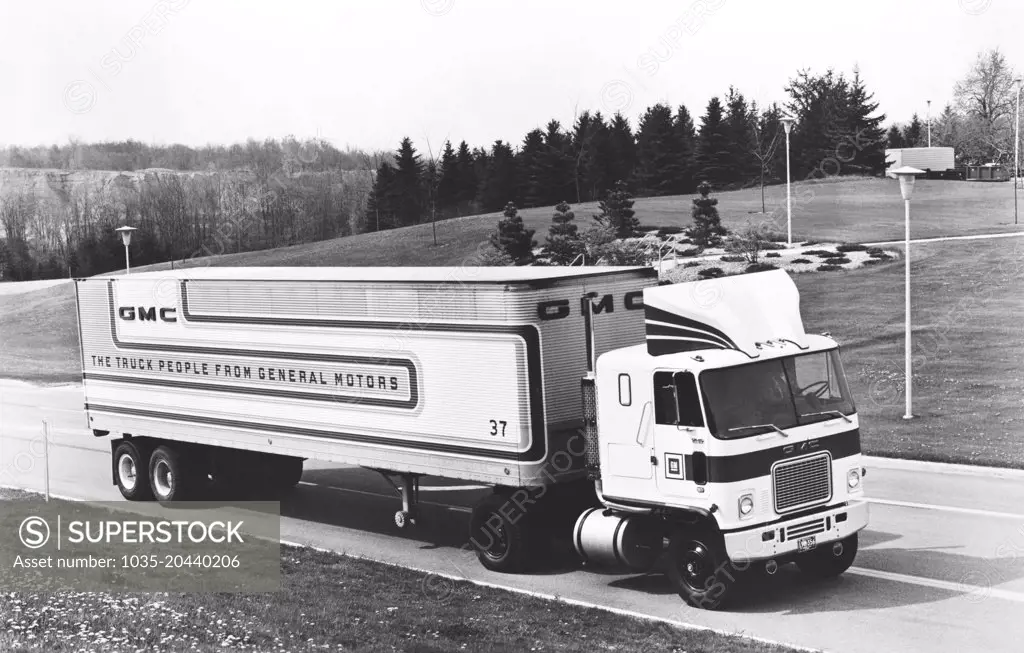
xmin=847 ymin=468 xmax=861 ymax=490
xmin=738 ymin=494 xmax=754 ymax=516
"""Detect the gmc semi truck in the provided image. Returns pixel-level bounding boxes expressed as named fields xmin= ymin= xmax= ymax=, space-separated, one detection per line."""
xmin=74 ymin=265 xmax=868 ymax=609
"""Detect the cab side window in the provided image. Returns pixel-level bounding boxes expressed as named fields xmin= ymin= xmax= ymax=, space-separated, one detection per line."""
xmin=653 ymin=371 xmax=705 ymax=427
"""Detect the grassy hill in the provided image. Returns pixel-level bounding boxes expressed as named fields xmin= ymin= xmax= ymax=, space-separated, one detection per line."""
xmin=107 ymin=175 xmax=1022 ymax=275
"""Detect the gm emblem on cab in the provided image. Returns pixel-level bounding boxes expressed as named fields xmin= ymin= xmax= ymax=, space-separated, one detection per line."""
xmin=664 ymin=453 xmax=684 ymax=479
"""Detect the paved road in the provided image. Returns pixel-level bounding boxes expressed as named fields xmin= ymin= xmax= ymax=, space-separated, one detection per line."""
xmin=2 ymin=379 xmax=1024 ymax=653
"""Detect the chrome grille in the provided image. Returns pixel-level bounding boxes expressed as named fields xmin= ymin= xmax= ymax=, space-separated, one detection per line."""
xmin=773 ymin=453 xmax=832 ymax=513
xmin=785 ymin=517 xmax=826 ymax=540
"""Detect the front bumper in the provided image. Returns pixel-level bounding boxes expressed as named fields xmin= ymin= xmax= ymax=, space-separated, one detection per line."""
xmin=722 ymin=500 xmax=868 ymax=562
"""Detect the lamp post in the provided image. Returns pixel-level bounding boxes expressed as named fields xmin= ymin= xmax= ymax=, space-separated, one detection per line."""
xmin=115 ymin=226 xmax=137 ymax=275
xmin=1014 ymin=78 xmax=1021 ymax=226
xmin=926 ymin=100 xmax=931 ymax=148
xmin=891 ymin=166 xmax=924 ymax=420
xmin=781 ymin=114 xmax=796 ymax=246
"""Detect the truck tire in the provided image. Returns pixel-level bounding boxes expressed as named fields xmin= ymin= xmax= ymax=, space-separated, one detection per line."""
xmin=795 ymin=533 xmax=858 ymax=579
xmin=148 ymin=445 xmax=196 ymax=502
xmin=113 ymin=440 xmax=154 ymax=501
xmin=666 ymin=527 xmax=739 ymax=610
xmin=469 ymin=493 xmax=532 ymax=573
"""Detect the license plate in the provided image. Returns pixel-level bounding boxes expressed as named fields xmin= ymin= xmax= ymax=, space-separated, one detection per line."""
xmin=797 ymin=536 xmax=816 ymax=552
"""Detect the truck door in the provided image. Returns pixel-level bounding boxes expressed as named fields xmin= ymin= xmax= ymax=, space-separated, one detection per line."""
xmin=651 ymin=371 xmax=703 ymax=501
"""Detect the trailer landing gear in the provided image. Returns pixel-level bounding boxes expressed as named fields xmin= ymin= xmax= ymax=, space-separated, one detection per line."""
xmin=378 ymin=472 xmax=421 ymax=529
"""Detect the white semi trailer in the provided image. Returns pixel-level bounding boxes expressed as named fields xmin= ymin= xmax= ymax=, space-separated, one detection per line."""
xmin=74 ymin=266 xmax=868 ymax=609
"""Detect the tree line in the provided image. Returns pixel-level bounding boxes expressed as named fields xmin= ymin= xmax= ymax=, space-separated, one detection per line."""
xmin=885 ymin=48 xmax=1021 ymax=167
xmin=364 ymin=66 xmax=888 ymax=232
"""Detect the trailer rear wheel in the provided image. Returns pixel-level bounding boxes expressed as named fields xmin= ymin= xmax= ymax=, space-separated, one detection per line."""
xmin=113 ymin=440 xmax=154 ymax=501
xmin=469 ymin=494 xmax=531 ymax=573
xmin=149 ymin=445 xmax=196 ymax=502
xmin=270 ymin=457 xmax=304 ymax=490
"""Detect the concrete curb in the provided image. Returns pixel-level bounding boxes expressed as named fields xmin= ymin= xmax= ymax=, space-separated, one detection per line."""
xmin=863 ymin=455 xmax=1024 ymax=480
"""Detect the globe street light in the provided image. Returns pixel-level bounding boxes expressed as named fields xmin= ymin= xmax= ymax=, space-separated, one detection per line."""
xmin=891 ymin=166 xmax=924 ymax=420
xmin=781 ymin=114 xmax=796 ymax=246
xmin=115 ymin=226 xmax=137 ymax=275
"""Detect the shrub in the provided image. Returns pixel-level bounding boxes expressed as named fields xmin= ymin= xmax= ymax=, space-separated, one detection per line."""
xmin=679 ymin=247 xmax=700 ymax=257
xmin=817 ymin=264 xmax=842 ymax=271
xmin=823 ymin=255 xmax=851 ymax=264
xmin=761 ymin=241 xmax=788 ymax=250
xmin=698 ymin=267 xmax=725 ymax=279
xmin=657 ymin=226 xmax=684 ymax=237
xmin=724 ymin=220 xmax=777 ymax=263
xmin=638 ymin=224 xmax=659 ymax=233
xmin=791 ymin=258 xmax=812 ymax=264
xmin=594 ymin=239 xmax=655 ymax=266
xmin=866 ymin=247 xmax=885 ymax=256
xmin=684 ymin=261 xmax=701 ymax=268
xmin=745 ymin=262 xmax=777 ymax=273
xmin=765 ymin=252 xmax=781 ymax=258
xmin=764 ymin=230 xmax=789 ymax=243
xmin=593 ymin=181 xmax=641 ymax=238
xmin=802 ymin=249 xmax=836 ymax=257
xmin=862 ymin=259 xmax=882 ymax=266
xmin=475 ymin=245 xmax=515 ymax=266
xmin=720 ymin=255 xmax=746 ymax=263
xmin=869 ymin=251 xmax=893 ymax=259
xmin=490 ymin=202 xmax=537 ymax=264
xmin=689 ymin=181 xmax=728 ymax=248
xmin=837 ymin=243 xmax=868 ymax=252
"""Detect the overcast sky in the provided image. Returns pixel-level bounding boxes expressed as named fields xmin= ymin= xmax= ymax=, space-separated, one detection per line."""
xmin=0 ymin=0 xmax=1020 ymax=153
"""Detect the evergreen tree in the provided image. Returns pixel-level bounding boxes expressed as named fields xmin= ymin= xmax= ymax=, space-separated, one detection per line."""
xmin=392 ymin=137 xmax=424 ymax=226
xmin=886 ymin=125 xmax=905 ymax=149
xmin=541 ymin=120 xmax=574 ymax=205
xmin=364 ymin=161 xmax=396 ymax=231
xmin=455 ymin=141 xmax=478 ymax=212
xmin=516 ymin=129 xmax=546 ymax=207
xmin=544 ymin=200 xmax=584 ymax=264
xmin=436 ymin=140 xmax=459 ymax=215
xmin=634 ymin=103 xmax=684 ymax=195
xmin=675 ymin=104 xmax=698 ymax=193
xmin=593 ymin=180 xmax=640 ymax=238
xmin=573 ymin=111 xmax=610 ymax=203
xmin=479 ymin=141 xmax=518 ymax=212
xmin=845 ymin=68 xmax=887 ymax=174
xmin=724 ymin=88 xmax=756 ymax=185
xmin=689 ymin=180 xmax=727 ymax=248
xmin=490 ymin=201 xmax=536 ymax=264
xmin=903 ymin=114 xmax=924 ymax=148
xmin=606 ymin=112 xmax=637 ymax=194
xmin=695 ymin=97 xmax=732 ymax=186
xmin=784 ymin=69 xmax=851 ymax=178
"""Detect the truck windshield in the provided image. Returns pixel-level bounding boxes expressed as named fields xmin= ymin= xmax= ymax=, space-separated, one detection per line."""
xmin=699 ymin=349 xmax=855 ymax=439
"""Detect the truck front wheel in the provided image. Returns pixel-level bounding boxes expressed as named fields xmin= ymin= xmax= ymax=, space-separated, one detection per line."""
xmin=149 ymin=445 xmax=196 ymax=502
xmin=666 ymin=527 xmax=741 ymax=610
xmin=795 ymin=533 xmax=858 ymax=579
xmin=469 ymin=494 xmax=531 ymax=573
xmin=113 ymin=440 xmax=154 ymax=501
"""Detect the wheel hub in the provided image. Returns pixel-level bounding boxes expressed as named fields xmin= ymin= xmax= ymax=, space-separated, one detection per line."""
xmin=153 ymin=460 xmax=173 ymax=498
xmin=118 ymin=454 xmax=137 ymax=491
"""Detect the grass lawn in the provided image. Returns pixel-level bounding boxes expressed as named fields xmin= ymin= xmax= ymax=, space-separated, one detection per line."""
xmin=0 ymin=489 xmax=798 ymax=653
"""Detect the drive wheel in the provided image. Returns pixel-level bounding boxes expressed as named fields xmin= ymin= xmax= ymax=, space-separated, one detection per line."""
xmin=149 ymin=445 xmax=195 ymax=502
xmin=113 ymin=440 xmax=154 ymax=501
xmin=666 ymin=527 xmax=738 ymax=610
xmin=795 ymin=533 xmax=858 ymax=579
xmin=469 ymin=494 xmax=531 ymax=573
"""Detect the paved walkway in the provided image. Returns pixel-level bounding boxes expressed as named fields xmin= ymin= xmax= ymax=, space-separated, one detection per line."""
xmin=865 ymin=230 xmax=1024 ymax=247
